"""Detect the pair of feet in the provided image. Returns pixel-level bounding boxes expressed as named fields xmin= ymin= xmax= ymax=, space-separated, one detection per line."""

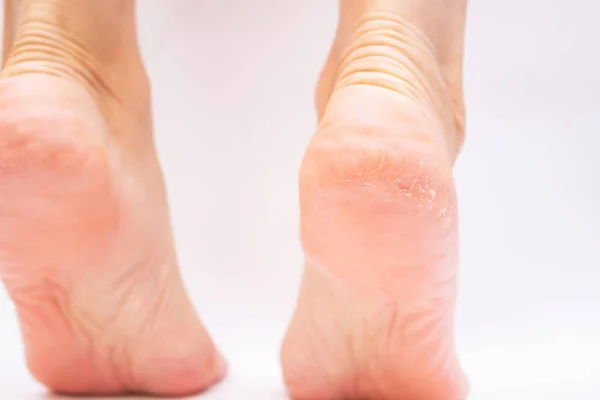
xmin=0 ymin=0 xmax=468 ymax=398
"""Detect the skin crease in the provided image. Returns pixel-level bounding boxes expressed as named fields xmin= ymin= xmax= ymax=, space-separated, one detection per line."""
xmin=281 ymin=1 xmax=468 ymax=399
xmin=0 ymin=0 xmax=224 ymax=396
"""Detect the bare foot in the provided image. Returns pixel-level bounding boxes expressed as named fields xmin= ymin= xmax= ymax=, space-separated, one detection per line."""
xmin=0 ymin=0 xmax=225 ymax=395
xmin=281 ymin=1 xmax=468 ymax=399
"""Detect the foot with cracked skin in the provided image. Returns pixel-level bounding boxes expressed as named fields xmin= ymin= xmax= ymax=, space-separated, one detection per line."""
xmin=281 ymin=1 xmax=469 ymax=399
xmin=0 ymin=0 xmax=225 ymax=395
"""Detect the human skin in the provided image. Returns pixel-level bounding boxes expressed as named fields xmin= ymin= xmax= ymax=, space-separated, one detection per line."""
xmin=281 ymin=1 xmax=468 ymax=399
xmin=0 ymin=0 xmax=224 ymax=395
xmin=0 ymin=0 xmax=468 ymax=398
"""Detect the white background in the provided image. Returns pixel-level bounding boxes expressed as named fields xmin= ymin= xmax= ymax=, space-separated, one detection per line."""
xmin=1 ymin=1 xmax=599 ymax=399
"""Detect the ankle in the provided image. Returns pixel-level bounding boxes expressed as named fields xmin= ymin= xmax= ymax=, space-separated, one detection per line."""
xmin=2 ymin=0 xmax=147 ymax=112
xmin=333 ymin=12 xmax=442 ymax=106
xmin=316 ymin=1 xmax=466 ymax=157
xmin=337 ymin=0 xmax=467 ymax=50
